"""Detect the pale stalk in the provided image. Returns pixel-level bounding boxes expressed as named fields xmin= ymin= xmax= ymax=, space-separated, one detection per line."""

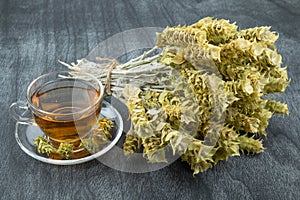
xmin=58 ymin=48 xmax=171 ymax=95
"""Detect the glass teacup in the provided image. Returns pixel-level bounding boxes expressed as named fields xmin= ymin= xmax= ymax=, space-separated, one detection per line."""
xmin=10 ymin=71 xmax=104 ymax=158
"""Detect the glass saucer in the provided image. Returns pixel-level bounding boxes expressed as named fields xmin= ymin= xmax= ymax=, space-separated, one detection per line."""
xmin=14 ymin=100 xmax=124 ymax=165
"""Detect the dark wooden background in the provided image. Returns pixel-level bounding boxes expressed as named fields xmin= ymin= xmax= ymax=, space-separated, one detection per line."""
xmin=1 ymin=0 xmax=299 ymax=199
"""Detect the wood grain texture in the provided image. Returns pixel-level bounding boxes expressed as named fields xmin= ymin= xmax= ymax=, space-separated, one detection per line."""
xmin=0 ymin=0 xmax=299 ymax=199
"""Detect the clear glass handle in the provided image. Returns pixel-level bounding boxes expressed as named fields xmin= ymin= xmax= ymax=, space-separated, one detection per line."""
xmin=9 ymin=101 xmax=36 ymax=125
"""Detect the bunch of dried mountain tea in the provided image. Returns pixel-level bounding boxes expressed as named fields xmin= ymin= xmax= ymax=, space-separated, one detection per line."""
xmin=62 ymin=17 xmax=289 ymax=174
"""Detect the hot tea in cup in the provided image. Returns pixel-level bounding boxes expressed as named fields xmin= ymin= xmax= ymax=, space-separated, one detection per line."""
xmin=10 ymin=71 xmax=104 ymax=156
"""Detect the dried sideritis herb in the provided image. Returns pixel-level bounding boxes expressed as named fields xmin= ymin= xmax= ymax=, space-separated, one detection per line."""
xmin=34 ymin=118 xmax=114 ymax=159
xmin=34 ymin=136 xmax=74 ymax=159
xmin=80 ymin=118 xmax=114 ymax=153
xmin=62 ymin=17 xmax=289 ymax=174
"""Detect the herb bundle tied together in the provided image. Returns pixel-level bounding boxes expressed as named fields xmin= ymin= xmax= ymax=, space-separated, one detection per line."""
xmin=61 ymin=17 xmax=289 ymax=174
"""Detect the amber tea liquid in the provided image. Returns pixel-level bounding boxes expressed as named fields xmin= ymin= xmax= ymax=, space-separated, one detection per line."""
xmin=31 ymin=79 xmax=101 ymax=145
